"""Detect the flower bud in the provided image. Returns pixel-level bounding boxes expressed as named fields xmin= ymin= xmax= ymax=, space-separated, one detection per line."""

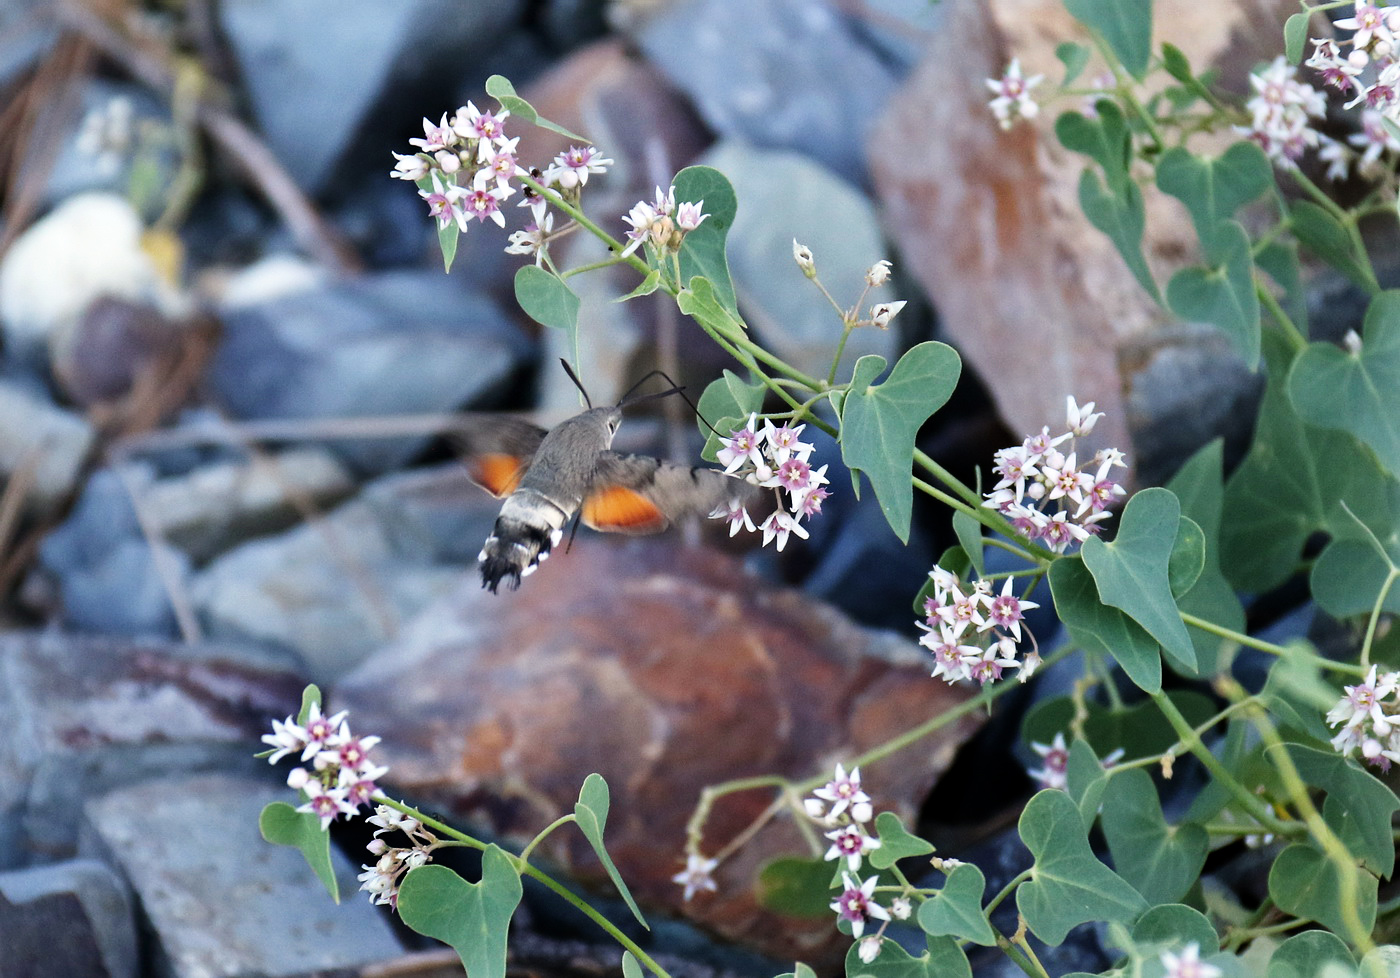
xmin=858 ymin=937 xmax=882 ymax=964
xmin=1345 ymin=329 xmax=1363 ymax=354
xmin=869 ymin=300 xmax=906 ymax=329
xmin=865 ymin=259 xmax=892 ymax=287
xmin=286 ymin=767 xmax=310 ymax=790
xmin=435 ymin=150 xmax=460 ymax=174
xmin=792 ymin=239 xmax=816 ymax=276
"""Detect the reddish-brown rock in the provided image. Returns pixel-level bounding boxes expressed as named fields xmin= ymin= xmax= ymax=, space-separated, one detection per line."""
xmin=869 ymin=0 xmax=1296 ymax=472
xmin=335 ymin=538 xmax=980 ymax=962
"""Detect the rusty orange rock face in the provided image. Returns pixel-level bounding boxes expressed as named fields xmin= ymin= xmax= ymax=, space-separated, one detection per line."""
xmin=336 ymin=538 xmax=981 ymax=963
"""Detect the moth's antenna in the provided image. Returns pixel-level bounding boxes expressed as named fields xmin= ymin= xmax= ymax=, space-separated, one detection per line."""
xmin=618 ymin=368 xmax=674 ymax=406
xmin=559 ymin=358 xmax=593 ymax=409
xmin=619 ymin=368 xmax=731 ymax=439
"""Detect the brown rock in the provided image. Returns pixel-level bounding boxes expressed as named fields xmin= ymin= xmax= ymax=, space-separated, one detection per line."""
xmin=335 ymin=538 xmax=980 ymax=964
xmin=869 ymin=0 xmax=1296 ymax=472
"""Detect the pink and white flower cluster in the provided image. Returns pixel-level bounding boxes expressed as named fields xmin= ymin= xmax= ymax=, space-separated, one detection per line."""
xmin=709 ymin=414 xmax=830 ymax=551
xmin=261 ymin=701 xmax=389 ymax=830
xmin=1300 ymin=4 xmax=1400 ymax=179
xmin=917 ymin=566 xmax=1041 ymax=686
xmin=1238 ymin=56 xmax=1328 ymax=170
xmin=620 ymin=184 xmax=709 ymax=259
xmin=1326 ymin=665 xmax=1400 ymax=770
xmin=390 ymin=100 xmax=613 ymax=262
xmin=357 ymin=805 xmax=441 ymax=910
xmin=803 ymin=765 xmax=909 ymax=960
xmin=982 ymin=396 xmax=1127 ymax=554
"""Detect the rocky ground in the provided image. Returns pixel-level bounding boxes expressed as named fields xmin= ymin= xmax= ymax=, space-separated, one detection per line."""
xmin=0 ymin=0 xmax=1342 ymax=976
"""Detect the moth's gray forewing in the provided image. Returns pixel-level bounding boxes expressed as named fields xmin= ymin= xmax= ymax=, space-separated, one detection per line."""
xmin=447 ymin=415 xmax=549 ymax=458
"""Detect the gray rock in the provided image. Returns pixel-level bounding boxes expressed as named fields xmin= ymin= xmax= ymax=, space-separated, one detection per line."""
xmin=192 ymin=464 xmax=499 ymax=681
xmin=1125 ymin=325 xmax=1265 ymax=488
xmin=218 ymin=0 xmax=523 ymax=192
xmin=142 ymin=447 xmax=356 ymax=562
xmin=83 ymin=773 xmax=402 ymax=978
xmin=0 ymin=631 xmax=303 ymax=868
xmin=700 ymin=141 xmax=899 ymax=382
xmin=38 ymin=466 xmax=191 ymax=637
xmin=631 ymin=0 xmax=901 ymax=179
xmin=0 ymin=379 xmax=94 ymax=509
xmin=209 ymin=271 xmax=532 ymax=474
xmin=0 ymin=859 xmax=138 ymax=978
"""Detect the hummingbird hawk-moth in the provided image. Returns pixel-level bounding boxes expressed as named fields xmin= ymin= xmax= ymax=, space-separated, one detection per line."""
xmin=453 ymin=364 xmax=756 ymax=593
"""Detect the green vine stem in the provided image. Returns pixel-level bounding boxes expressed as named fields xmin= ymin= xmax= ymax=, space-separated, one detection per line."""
xmin=1149 ymin=691 xmax=1292 ymax=835
xmin=374 ymin=797 xmax=674 ymax=978
xmin=1220 ymin=679 xmax=1378 ymax=954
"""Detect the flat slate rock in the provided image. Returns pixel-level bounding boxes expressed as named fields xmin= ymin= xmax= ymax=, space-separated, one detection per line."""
xmin=83 ymin=772 xmax=401 ymax=978
xmin=0 ymin=859 xmax=137 ymax=978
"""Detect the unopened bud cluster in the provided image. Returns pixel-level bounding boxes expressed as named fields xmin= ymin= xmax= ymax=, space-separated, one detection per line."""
xmin=621 ymin=184 xmax=709 ymax=259
xmin=982 ymin=396 xmax=1127 ymax=554
xmin=357 ymin=806 xmax=442 ymax=910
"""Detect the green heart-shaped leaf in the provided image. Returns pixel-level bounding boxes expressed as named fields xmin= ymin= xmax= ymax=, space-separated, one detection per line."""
xmin=1156 ymin=144 xmax=1272 ymax=260
xmin=1131 ymin=903 xmax=1218 ymax=953
xmin=397 ymin=847 xmax=523 ymax=978
xmin=1016 ymin=789 xmax=1147 ymax=945
xmin=916 ymin=863 xmax=996 ymax=947
xmin=1056 ymin=102 xmax=1131 ymax=186
xmin=1290 ymin=290 xmax=1400 ymax=481
xmin=1063 ymin=0 xmax=1152 ymax=79
xmin=1221 ymin=370 xmax=1391 ymax=593
xmin=259 ymin=801 xmax=338 ymax=901
xmin=839 ymin=342 xmax=962 ymax=542
xmin=675 ymin=166 xmax=738 ymax=316
xmin=1165 ymin=221 xmax=1260 ymax=366
xmin=575 ymin=774 xmax=647 ymax=929
xmin=1081 ymin=487 xmax=1196 ymax=671
xmin=869 ymin=812 xmax=934 ymax=870
xmin=1269 ymin=929 xmax=1356 ymax=978
xmin=1313 ymin=537 xmax=1400 ymax=619
xmin=515 ymin=265 xmax=580 ymax=365
xmin=1100 ymin=768 xmax=1208 ymax=905
xmin=1050 ymin=556 xmax=1161 ymax=692
xmin=1268 ymin=842 xmax=1377 ymax=938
